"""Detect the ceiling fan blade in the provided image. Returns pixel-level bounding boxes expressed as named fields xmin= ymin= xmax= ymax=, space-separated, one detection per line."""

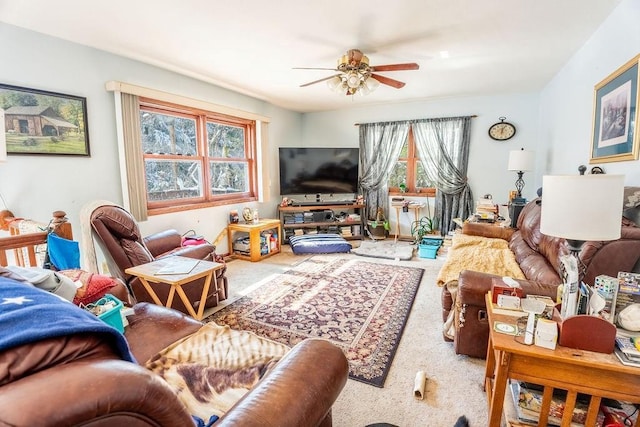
xmin=371 ymin=63 xmax=420 ymax=72
xmin=300 ymin=74 xmax=341 ymax=87
xmin=370 ymin=73 xmax=406 ymax=89
xmin=293 ymin=67 xmax=339 ymax=71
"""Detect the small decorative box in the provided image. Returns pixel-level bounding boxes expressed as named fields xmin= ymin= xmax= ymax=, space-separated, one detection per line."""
xmin=491 ymin=277 xmax=523 ymax=304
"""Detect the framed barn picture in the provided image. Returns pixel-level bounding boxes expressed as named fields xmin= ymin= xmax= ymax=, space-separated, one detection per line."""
xmin=0 ymin=84 xmax=90 ymax=156
xmin=590 ymin=54 xmax=640 ymax=164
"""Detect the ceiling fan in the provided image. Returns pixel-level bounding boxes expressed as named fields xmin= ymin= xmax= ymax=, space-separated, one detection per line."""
xmin=295 ymin=49 xmax=419 ymax=96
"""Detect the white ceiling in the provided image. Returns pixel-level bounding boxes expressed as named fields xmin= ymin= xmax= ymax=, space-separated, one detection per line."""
xmin=0 ymin=0 xmax=621 ymax=113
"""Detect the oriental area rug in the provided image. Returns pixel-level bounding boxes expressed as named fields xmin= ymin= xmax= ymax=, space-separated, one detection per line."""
xmin=204 ymin=255 xmax=424 ymax=387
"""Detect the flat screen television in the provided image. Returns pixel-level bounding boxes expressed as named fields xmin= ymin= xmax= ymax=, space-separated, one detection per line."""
xmin=279 ymin=147 xmax=359 ymax=195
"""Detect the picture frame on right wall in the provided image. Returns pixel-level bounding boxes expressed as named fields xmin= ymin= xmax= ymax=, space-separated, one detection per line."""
xmin=590 ymin=54 xmax=640 ymax=164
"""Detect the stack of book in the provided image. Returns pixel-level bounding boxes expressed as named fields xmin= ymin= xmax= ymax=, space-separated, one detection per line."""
xmin=473 ymin=199 xmax=498 ymax=223
xmin=507 ymin=379 xmax=638 ymax=426
xmin=390 ymin=197 xmax=405 ymax=206
xmin=614 ymin=330 xmax=640 ymax=367
xmin=508 ymin=380 xmax=593 ymax=426
xmin=340 ymin=226 xmax=352 ymax=237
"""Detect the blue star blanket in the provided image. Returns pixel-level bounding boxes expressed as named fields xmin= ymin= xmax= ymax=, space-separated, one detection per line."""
xmin=0 ymin=276 xmax=135 ymax=363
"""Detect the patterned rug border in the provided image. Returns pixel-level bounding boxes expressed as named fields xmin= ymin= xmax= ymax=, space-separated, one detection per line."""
xmin=204 ymin=256 xmax=424 ymax=387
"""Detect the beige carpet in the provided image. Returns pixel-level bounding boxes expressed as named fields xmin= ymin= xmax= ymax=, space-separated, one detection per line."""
xmin=210 ymin=245 xmax=488 ymax=426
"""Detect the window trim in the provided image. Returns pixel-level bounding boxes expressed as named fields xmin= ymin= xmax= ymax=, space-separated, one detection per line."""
xmin=107 ymin=81 xmax=271 ymax=219
xmin=139 ymin=98 xmax=258 ymax=215
xmin=388 ymin=128 xmax=436 ymax=196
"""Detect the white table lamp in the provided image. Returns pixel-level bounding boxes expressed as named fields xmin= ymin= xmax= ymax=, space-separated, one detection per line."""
xmin=507 ymin=148 xmax=535 ymax=200
xmin=540 ymin=174 xmax=624 ymax=251
xmin=541 ymin=174 xmax=624 ymax=317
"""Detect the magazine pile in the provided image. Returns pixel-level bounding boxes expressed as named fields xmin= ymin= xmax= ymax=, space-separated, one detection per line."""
xmin=508 ymin=380 xmax=637 ymax=426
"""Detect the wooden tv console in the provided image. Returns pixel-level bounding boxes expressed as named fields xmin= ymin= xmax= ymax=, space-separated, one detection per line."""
xmin=278 ymin=203 xmax=365 ymax=243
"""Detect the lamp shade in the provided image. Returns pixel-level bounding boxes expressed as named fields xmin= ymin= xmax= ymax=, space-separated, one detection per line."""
xmin=507 ymin=149 xmax=535 ymax=171
xmin=540 ymin=174 xmax=624 ymax=241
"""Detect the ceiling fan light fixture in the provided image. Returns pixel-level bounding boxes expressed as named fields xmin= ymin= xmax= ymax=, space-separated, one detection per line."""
xmin=299 ymin=49 xmax=415 ymax=96
xmin=358 ymin=76 xmax=376 ymax=96
xmin=327 ymin=75 xmax=342 ymax=92
xmin=346 ymin=71 xmax=362 ymax=89
xmin=364 ymin=76 xmax=380 ymax=91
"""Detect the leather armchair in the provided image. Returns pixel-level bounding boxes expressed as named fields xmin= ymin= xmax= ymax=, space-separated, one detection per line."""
xmin=0 ymin=302 xmax=349 ymax=426
xmin=89 ymin=205 xmax=227 ymax=315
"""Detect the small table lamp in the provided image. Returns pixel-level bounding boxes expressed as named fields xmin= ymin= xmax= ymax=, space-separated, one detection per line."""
xmin=507 ymin=148 xmax=535 ymax=203
xmin=540 ymin=174 xmax=624 ymax=316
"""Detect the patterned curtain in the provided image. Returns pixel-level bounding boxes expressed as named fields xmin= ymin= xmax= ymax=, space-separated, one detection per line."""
xmin=412 ymin=117 xmax=474 ymax=235
xmin=358 ymin=122 xmax=410 ymax=220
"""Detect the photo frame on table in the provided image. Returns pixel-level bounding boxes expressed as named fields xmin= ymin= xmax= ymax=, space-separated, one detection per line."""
xmin=0 ymin=83 xmax=90 ymax=156
xmin=590 ymin=54 xmax=640 ymax=164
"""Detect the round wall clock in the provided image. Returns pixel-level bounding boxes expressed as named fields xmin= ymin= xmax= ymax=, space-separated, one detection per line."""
xmin=488 ymin=117 xmax=516 ymax=141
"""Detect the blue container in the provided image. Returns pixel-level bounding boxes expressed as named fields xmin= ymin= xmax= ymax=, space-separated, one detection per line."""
xmin=97 ymin=294 xmax=124 ymax=333
xmin=421 ymin=236 xmax=443 ymax=246
xmin=418 ymin=236 xmax=443 ymax=259
xmin=418 ymin=244 xmax=439 ymax=259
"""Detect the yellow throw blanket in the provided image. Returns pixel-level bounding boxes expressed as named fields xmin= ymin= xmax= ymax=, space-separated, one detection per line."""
xmin=146 ymin=322 xmax=290 ymax=421
xmin=436 ymin=233 xmax=525 ymax=287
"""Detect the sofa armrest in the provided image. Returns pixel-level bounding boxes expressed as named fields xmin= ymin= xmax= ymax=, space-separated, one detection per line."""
xmin=0 ymin=360 xmax=193 ymax=427
xmin=217 ymin=338 xmax=349 ymax=427
xmin=458 ymin=269 xmax=559 ymax=308
xmin=582 ymin=225 xmax=640 ymax=286
xmin=125 ymin=302 xmax=203 ymax=363
xmin=462 ymin=222 xmax=514 ymax=241
xmin=143 ymin=229 xmax=183 ymax=257
xmin=166 ymin=244 xmax=216 ymax=261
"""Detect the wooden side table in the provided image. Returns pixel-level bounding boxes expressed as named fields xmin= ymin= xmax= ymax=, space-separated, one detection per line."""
xmin=392 ymin=204 xmax=424 ymax=242
xmin=227 ymin=219 xmax=281 ymax=262
xmin=484 ymin=293 xmax=640 ymax=426
xmin=124 ymin=256 xmax=224 ymax=320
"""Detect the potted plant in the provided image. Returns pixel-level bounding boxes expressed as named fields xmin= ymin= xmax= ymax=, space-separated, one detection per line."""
xmin=367 ymin=207 xmax=390 ymax=239
xmin=410 ymin=216 xmax=436 ymax=244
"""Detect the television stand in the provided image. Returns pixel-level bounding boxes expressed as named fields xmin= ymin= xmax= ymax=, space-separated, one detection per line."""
xmin=292 ymin=200 xmax=356 ymax=207
xmin=278 ymin=203 xmax=365 ymax=243
xmin=292 ymin=201 xmax=325 ymax=207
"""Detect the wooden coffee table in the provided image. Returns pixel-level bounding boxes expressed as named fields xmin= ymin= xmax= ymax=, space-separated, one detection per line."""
xmin=125 ymin=256 xmax=224 ymax=320
xmin=484 ymin=292 xmax=640 ymax=426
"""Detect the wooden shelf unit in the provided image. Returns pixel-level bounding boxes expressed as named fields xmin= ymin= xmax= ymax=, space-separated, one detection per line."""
xmin=227 ymin=219 xmax=282 ymax=262
xmin=278 ymin=203 xmax=365 ymax=243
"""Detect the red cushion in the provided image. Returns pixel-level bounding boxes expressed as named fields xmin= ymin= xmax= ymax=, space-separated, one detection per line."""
xmin=59 ymin=269 xmax=119 ymax=306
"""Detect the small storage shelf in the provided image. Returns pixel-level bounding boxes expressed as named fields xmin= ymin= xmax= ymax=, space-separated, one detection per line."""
xmin=227 ymin=219 xmax=281 ymax=262
xmin=278 ymin=203 xmax=366 ymax=243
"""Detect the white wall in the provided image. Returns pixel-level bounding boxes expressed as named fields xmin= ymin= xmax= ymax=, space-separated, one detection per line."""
xmin=539 ymin=0 xmax=640 ymax=184
xmin=0 ymin=22 xmax=302 ymax=256
xmin=301 ymin=93 xmax=542 ymax=205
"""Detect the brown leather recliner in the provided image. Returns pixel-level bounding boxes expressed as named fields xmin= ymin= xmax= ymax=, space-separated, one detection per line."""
xmin=90 ymin=205 xmax=228 ymax=314
xmin=0 ymin=297 xmax=349 ymax=426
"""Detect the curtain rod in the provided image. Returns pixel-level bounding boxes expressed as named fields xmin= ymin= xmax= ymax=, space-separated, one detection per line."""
xmin=354 ymin=115 xmax=478 ymax=126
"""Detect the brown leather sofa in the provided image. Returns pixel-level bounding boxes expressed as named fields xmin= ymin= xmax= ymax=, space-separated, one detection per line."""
xmin=90 ymin=205 xmax=228 ymax=314
xmin=442 ymin=197 xmax=640 ymax=358
xmin=0 ymin=299 xmax=349 ymax=426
